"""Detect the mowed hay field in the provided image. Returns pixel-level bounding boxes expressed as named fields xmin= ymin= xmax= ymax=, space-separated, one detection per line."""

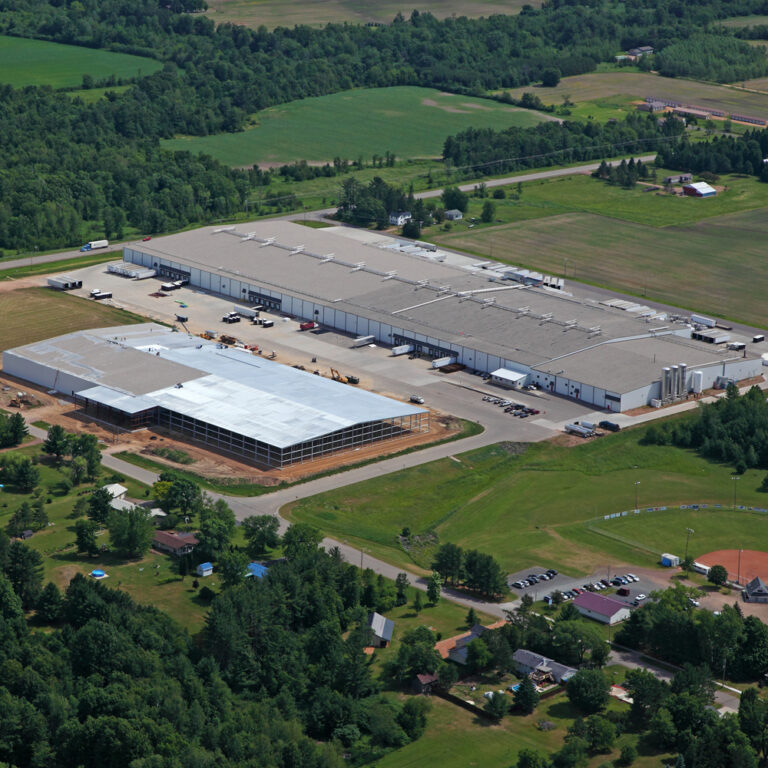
xmin=434 ymin=175 xmax=768 ymax=327
xmin=204 ymin=0 xmax=539 ymax=29
xmin=163 ymin=87 xmax=551 ymax=166
xmin=504 ymin=71 xmax=768 ymax=120
xmin=0 ymin=35 xmax=161 ymax=88
xmin=286 ymin=432 xmax=768 ymax=577
xmin=0 ymin=287 xmax=146 ymax=352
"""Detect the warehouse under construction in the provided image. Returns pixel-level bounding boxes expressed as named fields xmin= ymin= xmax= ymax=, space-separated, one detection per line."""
xmin=119 ymin=221 xmax=762 ymax=412
xmin=2 ymin=325 xmax=428 ymax=468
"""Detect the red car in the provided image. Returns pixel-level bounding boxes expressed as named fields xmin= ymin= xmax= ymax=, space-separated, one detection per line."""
xmin=142 ymin=236 xmax=152 ymax=241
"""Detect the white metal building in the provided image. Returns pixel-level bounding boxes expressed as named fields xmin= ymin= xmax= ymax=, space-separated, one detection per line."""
xmin=2 ymin=325 xmax=428 ymax=468
xmin=121 ymin=221 xmax=762 ymax=412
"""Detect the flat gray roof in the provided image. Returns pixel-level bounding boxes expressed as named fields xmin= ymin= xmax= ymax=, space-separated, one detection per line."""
xmin=131 ymin=222 xmax=759 ymax=391
xmin=6 ymin=325 xmax=424 ymax=448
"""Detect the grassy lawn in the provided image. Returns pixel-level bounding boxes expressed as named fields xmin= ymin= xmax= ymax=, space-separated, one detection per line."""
xmin=0 ymin=35 xmax=161 ymax=89
xmin=504 ymin=70 xmax=768 ymax=121
xmin=719 ymin=14 xmax=768 ymax=27
xmin=287 ymin=427 xmax=768 ymax=577
xmin=114 ymin=419 xmax=483 ymax=497
xmin=162 ymin=87 xmax=551 ymax=166
xmin=0 ymin=287 xmax=146 ymax=352
xmin=0 ymin=251 xmax=120 ymax=278
xmin=204 ymin=0 xmax=540 ymax=29
xmin=68 ymin=85 xmax=132 ymax=103
xmin=432 ymin=176 xmax=768 ymax=328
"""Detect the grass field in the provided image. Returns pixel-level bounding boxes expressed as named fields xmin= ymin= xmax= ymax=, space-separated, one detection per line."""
xmin=287 ymin=428 xmax=768 ymax=577
xmin=503 ymin=70 xmax=768 ymax=122
xmin=0 ymin=287 xmax=146 ymax=353
xmin=0 ymin=35 xmax=161 ymax=89
xmin=204 ymin=0 xmax=538 ymax=29
xmin=719 ymin=14 xmax=768 ymax=27
xmin=435 ymin=202 xmax=768 ymax=328
xmin=162 ymin=87 xmax=551 ymax=166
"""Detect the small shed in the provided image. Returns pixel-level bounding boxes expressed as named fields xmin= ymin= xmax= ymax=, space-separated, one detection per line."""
xmin=21 ymin=529 xmax=34 ymax=540
xmin=445 ymin=209 xmax=463 ymax=221
xmin=490 ymin=368 xmax=528 ymax=389
xmin=412 ymin=673 xmax=439 ymax=694
xmin=246 ymin=562 xmax=269 ymax=579
xmin=683 ymin=182 xmax=716 ymax=198
xmin=661 ymin=553 xmax=680 ymax=567
xmin=196 ymin=562 xmax=213 ymax=578
xmin=102 ymin=483 xmax=128 ymax=500
xmin=367 ymin=611 xmax=395 ymax=648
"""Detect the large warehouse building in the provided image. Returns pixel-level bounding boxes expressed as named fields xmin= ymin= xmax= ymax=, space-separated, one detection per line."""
xmin=121 ymin=221 xmax=761 ymax=412
xmin=2 ymin=325 xmax=428 ymax=468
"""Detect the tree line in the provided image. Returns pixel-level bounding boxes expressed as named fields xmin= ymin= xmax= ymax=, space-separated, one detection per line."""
xmin=642 ymin=385 xmax=768 ymax=473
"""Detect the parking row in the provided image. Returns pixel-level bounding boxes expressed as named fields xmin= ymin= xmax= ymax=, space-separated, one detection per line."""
xmin=482 ymin=396 xmax=542 ymax=418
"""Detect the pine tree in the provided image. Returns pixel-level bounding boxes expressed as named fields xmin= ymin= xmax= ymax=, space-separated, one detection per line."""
xmin=514 ymin=675 xmax=540 ymax=714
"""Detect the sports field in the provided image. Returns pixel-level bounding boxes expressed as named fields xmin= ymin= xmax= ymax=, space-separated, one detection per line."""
xmin=0 ymin=287 xmax=145 ymax=352
xmin=162 ymin=87 xmax=551 ymax=166
xmin=503 ymin=71 xmax=768 ymax=122
xmin=286 ymin=430 xmax=768 ymax=576
xmin=434 ymin=176 xmax=768 ymax=328
xmin=204 ymin=0 xmax=538 ymax=29
xmin=0 ymin=35 xmax=161 ymax=89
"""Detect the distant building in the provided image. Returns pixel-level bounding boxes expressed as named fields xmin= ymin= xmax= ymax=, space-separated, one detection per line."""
xmin=21 ymin=529 xmax=34 ymax=540
xmin=444 ymin=209 xmax=463 ymax=221
xmin=674 ymin=107 xmax=711 ymax=120
xmin=389 ymin=211 xmax=412 ymax=226
xmin=661 ymin=553 xmax=680 ymax=567
xmin=664 ymin=174 xmax=692 ymax=184
xmin=435 ymin=620 xmax=506 ymax=665
xmin=637 ymin=101 xmax=666 ymax=113
xmin=513 ymin=649 xmax=577 ymax=684
xmin=683 ymin=182 xmax=717 ymax=198
xmin=152 ymin=530 xmax=198 ymax=556
xmin=367 ymin=611 xmax=395 ymax=648
xmin=102 ymin=483 xmax=127 ymax=500
xmin=196 ymin=562 xmax=213 ymax=578
xmin=412 ymin=673 xmax=439 ymax=694
xmin=744 ymin=577 xmax=768 ymax=603
xmin=573 ymin=592 xmax=631 ymax=625
xmin=628 ymin=45 xmax=654 ymax=56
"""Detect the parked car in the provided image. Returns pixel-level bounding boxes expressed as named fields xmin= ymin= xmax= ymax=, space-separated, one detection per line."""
xmin=617 ymin=587 xmax=631 ymax=596
xmin=600 ymin=579 xmax=611 ymax=587
xmin=547 ymin=569 xmax=558 ymax=576
xmin=627 ymin=573 xmax=639 ymax=582
xmin=636 ymin=593 xmax=647 ymax=601
xmin=142 ymin=235 xmax=152 ymax=241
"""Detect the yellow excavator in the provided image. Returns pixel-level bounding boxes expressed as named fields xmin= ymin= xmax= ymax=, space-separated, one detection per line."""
xmin=330 ymin=368 xmax=348 ymax=384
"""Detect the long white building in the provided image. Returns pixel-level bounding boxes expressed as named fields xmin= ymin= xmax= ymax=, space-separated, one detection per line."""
xmin=3 ymin=325 xmax=428 ymax=468
xmin=121 ymin=221 xmax=761 ymax=412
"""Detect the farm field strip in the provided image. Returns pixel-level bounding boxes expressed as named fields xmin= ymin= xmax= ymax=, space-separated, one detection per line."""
xmin=0 ymin=35 xmax=161 ymax=88
xmin=504 ymin=71 xmax=768 ymax=120
xmin=162 ymin=86 xmax=551 ymax=166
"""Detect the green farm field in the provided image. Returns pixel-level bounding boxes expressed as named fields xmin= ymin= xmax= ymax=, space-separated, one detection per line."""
xmin=433 ymin=175 xmax=768 ymax=328
xmin=0 ymin=287 xmax=146 ymax=353
xmin=286 ymin=430 xmax=768 ymax=578
xmin=205 ymin=0 xmax=538 ymax=29
xmin=503 ymin=70 xmax=768 ymax=121
xmin=163 ymin=87 xmax=552 ymax=166
xmin=0 ymin=35 xmax=161 ymax=89
xmin=719 ymin=14 xmax=768 ymax=27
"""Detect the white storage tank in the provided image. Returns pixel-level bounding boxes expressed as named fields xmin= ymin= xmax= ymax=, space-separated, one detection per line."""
xmin=692 ymin=370 xmax=704 ymax=394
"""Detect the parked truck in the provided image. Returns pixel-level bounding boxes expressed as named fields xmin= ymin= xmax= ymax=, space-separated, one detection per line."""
xmin=233 ymin=305 xmax=260 ymax=319
xmin=392 ymin=344 xmax=415 ymax=356
xmin=565 ymin=423 xmax=594 ymax=438
xmin=299 ymin=321 xmax=317 ymax=331
xmin=431 ymin=356 xmax=458 ymax=369
xmin=80 ymin=240 xmax=109 ymax=252
xmin=352 ymin=335 xmax=375 ymax=347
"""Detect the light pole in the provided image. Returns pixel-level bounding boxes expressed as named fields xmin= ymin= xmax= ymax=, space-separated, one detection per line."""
xmin=634 ymin=480 xmax=640 ymax=511
xmin=684 ymin=528 xmax=695 ymax=564
xmin=731 ymin=475 xmax=740 ymax=510
xmin=563 ymin=257 xmax=568 ymax=279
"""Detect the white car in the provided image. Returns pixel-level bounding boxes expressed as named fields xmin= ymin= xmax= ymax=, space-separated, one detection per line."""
xmin=627 ymin=574 xmax=639 ymax=582
xmin=689 ymin=598 xmax=700 ymax=607
xmin=636 ymin=593 xmax=647 ymax=601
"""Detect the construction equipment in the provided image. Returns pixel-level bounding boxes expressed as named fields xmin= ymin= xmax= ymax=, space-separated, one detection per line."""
xmin=268 ymin=350 xmax=277 ymax=359
xmin=330 ymin=368 xmax=348 ymax=384
xmin=219 ymin=334 xmax=237 ymax=345
xmin=346 ymin=375 xmax=360 ymax=385
xmin=200 ymin=331 xmax=215 ymax=340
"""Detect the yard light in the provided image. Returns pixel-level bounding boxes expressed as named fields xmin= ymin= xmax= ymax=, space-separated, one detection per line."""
xmin=684 ymin=528 xmax=695 ymax=563
xmin=731 ymin=475 xmax=740 ymax=510
xmin=633 ymin=480 xmax=640 ymax=511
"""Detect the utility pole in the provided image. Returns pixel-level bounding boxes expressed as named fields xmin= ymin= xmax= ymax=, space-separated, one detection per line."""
xmin=731 ymin=475 xmax=740 ymax=510
xmin=684 ymin=528 xmax=695 ymax=564
xmin=634 ymin=480 xmax=640 ymax=511
xmin=738 ymin=548 xmax=742 ymax=585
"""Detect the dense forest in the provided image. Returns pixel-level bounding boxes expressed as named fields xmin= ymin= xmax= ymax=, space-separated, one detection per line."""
xmin=642 ymin=385 xmax=768 ymax=472
xmin=2 ymin=0 xmax=768 ymax=250
xmin=0 ymin=538 xmax=435 ymax=767
xmin=441 ymin=113 xmax=686 ymax=175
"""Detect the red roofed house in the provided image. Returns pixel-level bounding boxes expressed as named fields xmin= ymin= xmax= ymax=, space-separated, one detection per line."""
xmin=573 ymin=592 xmax=631 ymax=625
xmin=435 ymin=620 xmax=506 ymax=664
xmin=152 ymin=530 xmax=198 ymax=556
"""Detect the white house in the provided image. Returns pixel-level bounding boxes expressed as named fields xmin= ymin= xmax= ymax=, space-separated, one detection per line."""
xmin=573 ymin=592 xmax=631 ymax=625
xmin=102 ymin=483 xmax=127 ymax=500
xmin=389 ymin=211 xmax=412 ymax=226
xmin=512 ymin=649 xmax=577 ymax=684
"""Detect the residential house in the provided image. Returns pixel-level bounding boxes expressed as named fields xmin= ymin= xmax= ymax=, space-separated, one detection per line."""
xmin=435 ymin=620 xmax=506 ymax=665
xmin=412 ymin=673 xmax=439 ymax=694
xmin=512 ymin=648 xmax=577 ymax=685
xmin=573 ymin=592 xmax=631 ymax=625
xmin=102 ymin=483 xmax=127 ymax=500
xmin=744 ymin=577 xmax=768 ymax=603
xmin=663 ymin=174 xmax=692 ymax=185
xmin=367 ymin=611 xmax=395 ymax=648
xmin=627 ymin=45 xmax=654 ymax=56
xmin=152 ymin=530 xmax=198 ymax=556
xmin=444 ymin=209 xmax=463 ymax=221
xmin=389 ymin=211 xmax=412 ymax=226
